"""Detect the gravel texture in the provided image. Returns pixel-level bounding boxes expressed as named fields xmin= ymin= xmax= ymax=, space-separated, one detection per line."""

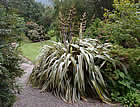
xmin=13 ymin=62 xmax=120 ymax=107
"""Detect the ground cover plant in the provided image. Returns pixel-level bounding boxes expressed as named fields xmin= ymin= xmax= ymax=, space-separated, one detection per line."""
xmin=109 ymin=46 xmax=140 ymax=106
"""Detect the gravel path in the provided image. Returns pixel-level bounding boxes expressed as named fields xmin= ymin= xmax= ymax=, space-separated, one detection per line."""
xmin=13 ymin=62 xmax=120 ymax=107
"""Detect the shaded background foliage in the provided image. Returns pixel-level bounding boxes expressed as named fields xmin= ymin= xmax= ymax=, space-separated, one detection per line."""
xmin=85 ymin=0 xmax=140 ymax=48
xmin=8 ymin=0 xmax=45 ymax=23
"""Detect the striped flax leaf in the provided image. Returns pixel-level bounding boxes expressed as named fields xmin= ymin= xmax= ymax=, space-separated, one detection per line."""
xmin=28 ymin=38 xmax=127 ymax=104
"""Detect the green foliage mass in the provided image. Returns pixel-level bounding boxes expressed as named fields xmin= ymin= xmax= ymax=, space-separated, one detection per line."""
xmin=108 ymin=46 xmax=140 ymax=106
xmin=9 ymin=0 xmax=45 ymax=23
xmin=50 ymin=0 xmax=114 ymax=40
xmin=85 ymin=0 xmax=140 ymax=48
xmin=111 ymin=46 xmax=140 ymax=83
xmin=8 ymin=0 xmax=54 ymax=34
xmin=47 ymin=30 xmax=56 ymax=38
xmin=0 ymin=5 xmax=25 ymax=42
xmin=38 ymin=6 xmax=54 ymax=32
xmin=52 ymin=0 xmax=113 ymax=24
xmin=84 ymin=0 xmax=140 ymax=106
xmin=0 ymin=4 xmax=24 ymax=107
xmin=25 ymin=22 xmax=50 ymax=42
xmin=0 ymin=45 xmax=23 ymax=107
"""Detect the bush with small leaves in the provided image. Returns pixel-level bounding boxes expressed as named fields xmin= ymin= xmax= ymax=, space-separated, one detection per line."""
xmin=85 ymin=0 xmax=140 ymax=48
xmin=0 ymin=4 xmax=24 ymax=107
xmin=26 ymin=22 xmax=50 ymax=42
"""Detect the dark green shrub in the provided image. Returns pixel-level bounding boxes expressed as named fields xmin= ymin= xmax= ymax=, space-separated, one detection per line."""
xmin=105 ymin=46 xmax=140 ymax=106
xmin=111 ymin=46 xmax=140 ymax=87
xmin=0 ymin=4 xmax=24 ymax=107
xmin=103 ymin=64 xmax=140 ymax=106
xmin=26 ymin=22 xmax=50 ymax=42
xmin=85 ymin=0 xmax=140 ymax=48
xmin=84 ymin=1 xmax=140 ymax=104
xmin=111 ymin=90 xmax=140 ymax=107
xmin=0 ymin=45 xmax=23 ymax=107
xmin=85 ymin=18 xmax=102 ymax=38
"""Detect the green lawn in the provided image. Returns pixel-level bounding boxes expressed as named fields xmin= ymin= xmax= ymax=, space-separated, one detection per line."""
xmin=20 ymin=40 xmax=53 ymax=63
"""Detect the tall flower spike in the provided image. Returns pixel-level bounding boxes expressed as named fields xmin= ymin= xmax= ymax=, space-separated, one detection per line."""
xmin=79 ymin=12 xmax=87 ymax=39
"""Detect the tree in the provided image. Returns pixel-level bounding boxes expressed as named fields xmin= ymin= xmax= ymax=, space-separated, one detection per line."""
xmin=38 ymin=6 xmax=54 ymax=32
xmin=9 ymin=0 xmax=45 ymax=23
xmin=52 ymin=0 xmax=114 ymax=25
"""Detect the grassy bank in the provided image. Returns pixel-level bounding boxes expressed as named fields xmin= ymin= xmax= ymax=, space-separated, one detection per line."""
xmin=20 ymin=40 xmax=52 ymax=62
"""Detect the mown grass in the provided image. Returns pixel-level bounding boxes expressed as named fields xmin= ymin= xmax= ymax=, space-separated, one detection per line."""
xmin=20 ymin=36 xmax=55 ymax=62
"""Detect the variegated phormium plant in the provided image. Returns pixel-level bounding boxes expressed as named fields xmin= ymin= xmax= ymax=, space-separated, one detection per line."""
xmin=28 ymin=38 xmax=127 ymax=103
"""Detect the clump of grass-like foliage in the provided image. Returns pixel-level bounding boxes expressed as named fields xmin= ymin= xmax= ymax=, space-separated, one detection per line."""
xmin=28 ymin=38 xmax=127 ymax=103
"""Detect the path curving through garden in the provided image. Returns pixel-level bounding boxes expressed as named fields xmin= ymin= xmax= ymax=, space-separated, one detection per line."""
xmin=13 ymin=60 xmax=119 ymax=107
